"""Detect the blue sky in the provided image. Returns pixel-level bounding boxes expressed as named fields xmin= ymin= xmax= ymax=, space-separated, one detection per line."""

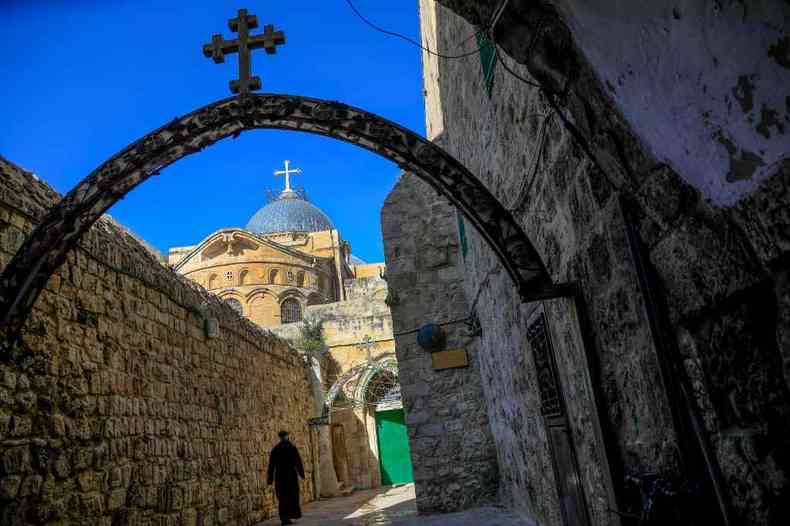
xmin=0 ymin=0 xmax=426 ymax=263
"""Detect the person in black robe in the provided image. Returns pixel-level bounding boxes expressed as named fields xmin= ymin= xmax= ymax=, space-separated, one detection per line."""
xmin=267 ymin=430 xmax=305 ymax=525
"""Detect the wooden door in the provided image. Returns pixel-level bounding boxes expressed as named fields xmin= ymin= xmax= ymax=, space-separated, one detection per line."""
xmin=528 ymin=313 xmax=592 ymax=526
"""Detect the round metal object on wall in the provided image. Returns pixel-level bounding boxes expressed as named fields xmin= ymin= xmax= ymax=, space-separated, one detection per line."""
xmin=417 ymin=323 xmax=446 ymax=352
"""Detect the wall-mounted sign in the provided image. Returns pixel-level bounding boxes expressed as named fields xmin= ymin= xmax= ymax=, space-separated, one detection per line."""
xmin=431 ymin=348 xmax=469 ymax=370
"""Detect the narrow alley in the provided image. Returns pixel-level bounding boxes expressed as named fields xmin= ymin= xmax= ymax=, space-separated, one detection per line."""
xmin=258 ymin=485 xmax=532 ymax=526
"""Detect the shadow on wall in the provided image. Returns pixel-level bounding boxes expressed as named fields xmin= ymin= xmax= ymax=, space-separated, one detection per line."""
xmin=330 ymin=405 xmax=383 ymax=490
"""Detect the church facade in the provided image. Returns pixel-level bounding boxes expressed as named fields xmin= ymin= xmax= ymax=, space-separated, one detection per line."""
xmin=168 ymin=163 xmax=370 ymax=328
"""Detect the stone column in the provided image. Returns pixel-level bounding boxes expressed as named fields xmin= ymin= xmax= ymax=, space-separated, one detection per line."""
xmin=306 ymin=355 xmax=342 ymax=497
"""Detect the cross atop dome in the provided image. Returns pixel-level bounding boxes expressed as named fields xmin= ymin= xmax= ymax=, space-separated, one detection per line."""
xmin=274 ymin=160 xmax=302 ymax=193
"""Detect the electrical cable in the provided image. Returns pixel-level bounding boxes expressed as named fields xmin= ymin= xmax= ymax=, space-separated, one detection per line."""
xmin=344 ymin=0 xmax=548 ymax=89
xmin=509 ymin=109 xmax=556 ymax=212
xmin=493 ymin=44 xmax=543 ymax=89
xmin=344 ymin=0 xmax=484 ymax=59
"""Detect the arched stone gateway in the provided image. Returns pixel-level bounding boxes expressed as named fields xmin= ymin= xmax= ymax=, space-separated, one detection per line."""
xmin=323 ymin=358 xmax=399 ymax=417
xmin=0 ymin=94 xmax=553 ymax=345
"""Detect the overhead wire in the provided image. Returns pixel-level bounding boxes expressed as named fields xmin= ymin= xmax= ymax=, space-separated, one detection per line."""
xmin=343 ymin=0 xmax=488 ymax=59
xmin=345 ymin=0 xmax=546 ymax=91
xmin=343 ymin=0 xmax=609 ymax=213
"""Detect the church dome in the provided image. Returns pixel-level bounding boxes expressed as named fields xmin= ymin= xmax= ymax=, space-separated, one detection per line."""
xmin=246 ymin=189 xmax=334 ymax=235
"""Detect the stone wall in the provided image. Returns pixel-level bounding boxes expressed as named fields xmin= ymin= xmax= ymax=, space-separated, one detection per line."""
xmin=0 ymin=157 xmax=317 ymax=525
xmin=414 ymin=2 xmax=790 ymax=524
xmin=381 ymin=172 xmax=498 ymax=514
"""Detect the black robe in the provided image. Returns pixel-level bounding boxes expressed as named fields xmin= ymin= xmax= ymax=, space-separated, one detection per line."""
xmin=267 ymin=440 xmax=305 ymax=521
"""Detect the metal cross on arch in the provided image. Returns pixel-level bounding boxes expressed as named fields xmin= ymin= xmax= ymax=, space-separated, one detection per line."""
xmin=202 ymin=8 xmax=285 ymax=94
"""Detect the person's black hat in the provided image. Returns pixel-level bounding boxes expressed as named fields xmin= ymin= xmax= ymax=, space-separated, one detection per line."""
xmin=278 ymin=430 xmax=289 ymax=439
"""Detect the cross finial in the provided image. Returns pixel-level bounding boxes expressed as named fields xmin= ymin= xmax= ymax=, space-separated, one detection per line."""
xmin=274 ymin=160 xmax=302 ymax=192
xmin=202 ymin=8 xmax=286 ymax=94
xmin=360 ymin=335 xmax=375 ymax=364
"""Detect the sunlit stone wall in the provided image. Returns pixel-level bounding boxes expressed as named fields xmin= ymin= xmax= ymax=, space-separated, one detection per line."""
xmin=0 ymin=156 xmax=317 ymax=525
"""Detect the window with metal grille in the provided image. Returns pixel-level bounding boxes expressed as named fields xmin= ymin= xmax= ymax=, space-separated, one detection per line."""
xmin=476 ymin=31 xmax=497 ymax=96
xmin=280 ymin=298 xmax=302 ymax=324
xmin=224 ymin=271 xmax=233 ymax=281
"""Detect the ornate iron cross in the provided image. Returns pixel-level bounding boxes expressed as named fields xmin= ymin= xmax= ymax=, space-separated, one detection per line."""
xmin=202 ymin=8 xmax=285 ymax=94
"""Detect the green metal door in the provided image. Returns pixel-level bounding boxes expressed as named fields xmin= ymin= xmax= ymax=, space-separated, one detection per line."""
xmin=375 ymin=408 xmax=414 ymax=486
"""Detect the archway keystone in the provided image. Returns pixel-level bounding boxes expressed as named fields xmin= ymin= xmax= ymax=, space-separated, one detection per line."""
xmin=0 ymin=94 xmax=553 ymax=344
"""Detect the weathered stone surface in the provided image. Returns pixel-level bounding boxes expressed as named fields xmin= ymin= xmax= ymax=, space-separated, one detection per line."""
xmin=407 ymin=1 xmax=790 ymax=524
xmin=0 ymin=157 xmax=317 ymax=525
xmin=382 ymin=173 xmax=499 ymax=514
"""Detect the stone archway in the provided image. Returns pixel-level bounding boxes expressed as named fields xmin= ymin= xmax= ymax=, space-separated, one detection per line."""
xmin=324 ymin=357 xmax=399 ymax=416
xmin=0 ymin=93 xmax=553 ymax=343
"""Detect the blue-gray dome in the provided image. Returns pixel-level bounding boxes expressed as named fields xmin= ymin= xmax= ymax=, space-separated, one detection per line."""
xmin=246 ymin=190 xmax=333 ymax=235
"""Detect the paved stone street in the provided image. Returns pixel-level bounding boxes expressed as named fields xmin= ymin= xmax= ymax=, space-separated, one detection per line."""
xmin=258 ymin=484 xmax=533 ymax=526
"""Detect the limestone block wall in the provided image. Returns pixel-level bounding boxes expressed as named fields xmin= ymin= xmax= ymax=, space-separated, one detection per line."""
xmin=329 ymin=408 xmax=381 ymax=491
xmin=419 ymin=2 xmax=790 ymax=524
xmin=381 ymin=172 xmax=498 ymax=513
xmin=343 ymin=275 xmax=388 ymax=302
xmin=0 ymin=157 xmax=317 ymax=525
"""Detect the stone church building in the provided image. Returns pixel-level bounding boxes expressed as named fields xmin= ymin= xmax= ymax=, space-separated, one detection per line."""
xmin=168 ymin=166 xmax=359 ymax=327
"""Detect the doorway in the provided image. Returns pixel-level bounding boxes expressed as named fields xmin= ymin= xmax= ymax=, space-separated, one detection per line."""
xmin=375 ymin=408 xmax=414 ymax=486
xmin=331 ymin=423 xmax=351 ymax=488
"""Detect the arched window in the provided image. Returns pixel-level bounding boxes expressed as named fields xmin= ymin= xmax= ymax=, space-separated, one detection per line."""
xmin=280 ymin=298 xmax=302 ymax=324
xmin=224 ymin=298 xmax=244 ymax=316
xmin=364 ymin=370 xmax=401 ymax=406
xmin=208 ymin=274 xmax=217 ymax=290
xmin=269 ymin=269 xmax=279 ymax=285
xmin=296 ymin=271 xmax=306 ymax=287
xmin=239 ymin=269 xmax=249 ymax=286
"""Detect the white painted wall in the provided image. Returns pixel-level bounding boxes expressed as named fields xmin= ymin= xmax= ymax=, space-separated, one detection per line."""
xmin=554 ymin=0 xmax=790 ymax=204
